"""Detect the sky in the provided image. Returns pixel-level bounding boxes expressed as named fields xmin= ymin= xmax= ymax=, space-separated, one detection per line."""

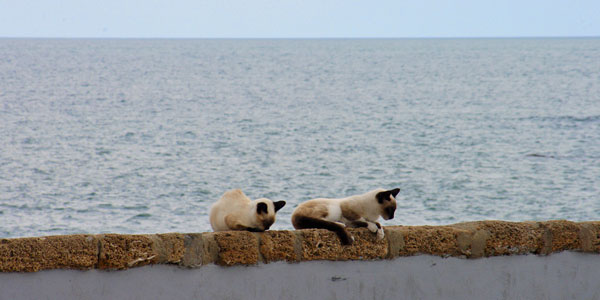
xmin=0 ymin=0 xmax=599 ymax=38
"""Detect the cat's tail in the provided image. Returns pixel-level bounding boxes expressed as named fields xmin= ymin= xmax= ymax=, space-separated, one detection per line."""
xmin=292 ymin=215 xmax=353 ymax=245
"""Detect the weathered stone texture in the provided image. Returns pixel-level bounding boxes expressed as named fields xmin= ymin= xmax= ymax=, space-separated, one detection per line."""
xmin=580 ymin=222 xmax=600 ymax=253
xmin=384 ymin=226 xmax=406 ymax=258
xmin=299 ymin=228 xmax=388 ymax=261
xmin=259 ymin=230 xmax=298 ymax=263
xmin=399 ymin=226 xmax=468 ymax=257
xmin=98 ymin=234 xmax=157 ymax=270
xmin=453 ymin=221 xmax=546 ymax=257
xmin=200 ymin=233 xmax=220 ymax=265
xmin=542 ymin=220 xmax=581 ymax=253
xmin=212 ymin=231 xmax=259 ymax=266
xmin=0 ymin=235 xmax=97 ymax=272
xmin=181 ymin=234 xmax=204 ymax=267
xmin=155 ymin=233 xmax=185 ymax=264
xmin=2 ymin=220 xmax=600 ymax=272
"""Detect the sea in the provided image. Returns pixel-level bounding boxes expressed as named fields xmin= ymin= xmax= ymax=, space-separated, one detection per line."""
xmin=1 ymin=38 xmax=599 ymax=238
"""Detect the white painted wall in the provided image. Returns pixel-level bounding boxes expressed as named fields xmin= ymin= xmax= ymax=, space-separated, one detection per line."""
xmin=1 ymin=252 xmax=599 ymax=300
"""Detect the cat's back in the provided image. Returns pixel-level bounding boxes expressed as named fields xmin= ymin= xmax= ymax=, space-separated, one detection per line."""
xmin=292 ymin=197 xmax=342 ymax=220
xmin=210 ymin=189 xmax=251 ymax=231
xmin=218 ymin=189 xmax=249 ymax=205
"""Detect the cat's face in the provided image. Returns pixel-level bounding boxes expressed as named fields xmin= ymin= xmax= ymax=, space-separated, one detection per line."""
xmin=376 ymin=188 xmax=400 ymax=220
xmin=254 ymin=199 xmax=286 ymax=231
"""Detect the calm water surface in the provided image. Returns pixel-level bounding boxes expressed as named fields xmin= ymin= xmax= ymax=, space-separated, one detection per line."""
xmin=1 ymin=38 xmax=599 ymax=238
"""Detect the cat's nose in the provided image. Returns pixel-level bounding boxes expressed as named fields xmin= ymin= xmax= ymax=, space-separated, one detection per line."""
xmin=262 ymin=219 xmax=274 ymax=230
xmin=385 ymin=207 xmax=395 ymax=219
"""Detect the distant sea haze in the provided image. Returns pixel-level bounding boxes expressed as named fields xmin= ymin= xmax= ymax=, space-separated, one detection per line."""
xmin=0 ymin=38 xmax=599 ymax=238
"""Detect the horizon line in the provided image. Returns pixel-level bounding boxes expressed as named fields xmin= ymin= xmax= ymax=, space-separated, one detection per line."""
xmin=1 ymin=35 xmax=599 ymax=40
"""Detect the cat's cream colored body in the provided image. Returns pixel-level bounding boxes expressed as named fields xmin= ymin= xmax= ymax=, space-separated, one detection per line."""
xmin=292 ymin=188 xmax=400 ymax=243
xmin=210 ymin=189 xmax=285 ymax=232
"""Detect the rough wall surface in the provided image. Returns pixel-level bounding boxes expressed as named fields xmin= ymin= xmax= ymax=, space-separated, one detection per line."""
xmin=1 ymin=220 xmax=600 ymax=272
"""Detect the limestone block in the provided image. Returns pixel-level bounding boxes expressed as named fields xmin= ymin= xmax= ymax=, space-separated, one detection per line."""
xmin=541 ymin=220 xmax=581 ymax=253
xmin=580 ymin=221 xmax=600 ymax=253
xmin=0 ymin=235 xmax=97 ymax=272
xmin=259 ymin=230 xmax=298 ymax=263
xmin=454 ymin=221 xmax=546 ymax=256
xmin=212 ymin=231 xmax=259 ymax=266
xmin=299 ymin=228 xmax=388 ymax=261
xmin=400 ymin=226 xmax=466 ymax=257
xmin=155 ymin=233 xmax=185 ymax=264
xmin=384 ymin=226 xmax=406 ymax=258
xmin=201 ymin=233 xmax=220 ymax=265
xmin=98 ymin=234 xmax=158 ymax=270
xmin=181 ymin=233 xmax=204 ymax=267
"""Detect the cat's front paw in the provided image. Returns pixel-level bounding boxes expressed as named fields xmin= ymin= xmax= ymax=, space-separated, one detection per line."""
xmin=376 ymin=228 xmax=385 ymax=240
xmin=367 ymin=222 xmax=378 ymax=233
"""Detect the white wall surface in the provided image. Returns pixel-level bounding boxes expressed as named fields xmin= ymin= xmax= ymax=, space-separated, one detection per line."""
xmin=1 ymin=251 xmax=599 ymax=300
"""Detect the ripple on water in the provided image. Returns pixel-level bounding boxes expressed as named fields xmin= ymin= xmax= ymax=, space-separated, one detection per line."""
xmin=123 ymin=205 xmax=150 ymax=210
xmin=131 ymin=213 xmax=152 ymax=218
xmin=127 ymin=213 xmax=153 ymax=222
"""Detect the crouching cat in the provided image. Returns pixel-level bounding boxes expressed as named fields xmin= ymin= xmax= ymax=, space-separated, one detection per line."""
xmin=210 ymin=189 xmax=286 ymax=232
xmin=291 ymin=188 xmax=400 ymax=245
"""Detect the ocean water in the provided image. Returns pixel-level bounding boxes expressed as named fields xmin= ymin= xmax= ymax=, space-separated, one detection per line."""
xmin=1 ymin=38 xmax=599 ymax=238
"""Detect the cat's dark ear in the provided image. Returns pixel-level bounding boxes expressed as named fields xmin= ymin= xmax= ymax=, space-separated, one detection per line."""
xmin=390 ymin=188 xmax=400 ymax=198
xmin=376 ymin=188 xmax=400 ymax=203
xmin=376 ymin=191 xmax=389 ymax=204
xmin=274 ymin=201 xmax=286 ymax=212
xmin=257 ymin=202 xmax=268 ymax=214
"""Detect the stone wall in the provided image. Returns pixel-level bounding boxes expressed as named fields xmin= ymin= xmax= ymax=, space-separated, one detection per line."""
xmin=2 ymin=220 xmax=600 ymax=272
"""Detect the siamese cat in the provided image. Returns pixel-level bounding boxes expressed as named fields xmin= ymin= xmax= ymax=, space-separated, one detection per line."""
xmin=291 ymin=188 xmax=400 ymax=245
xmin=210 ymin=189 xmax=286 ymax=232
